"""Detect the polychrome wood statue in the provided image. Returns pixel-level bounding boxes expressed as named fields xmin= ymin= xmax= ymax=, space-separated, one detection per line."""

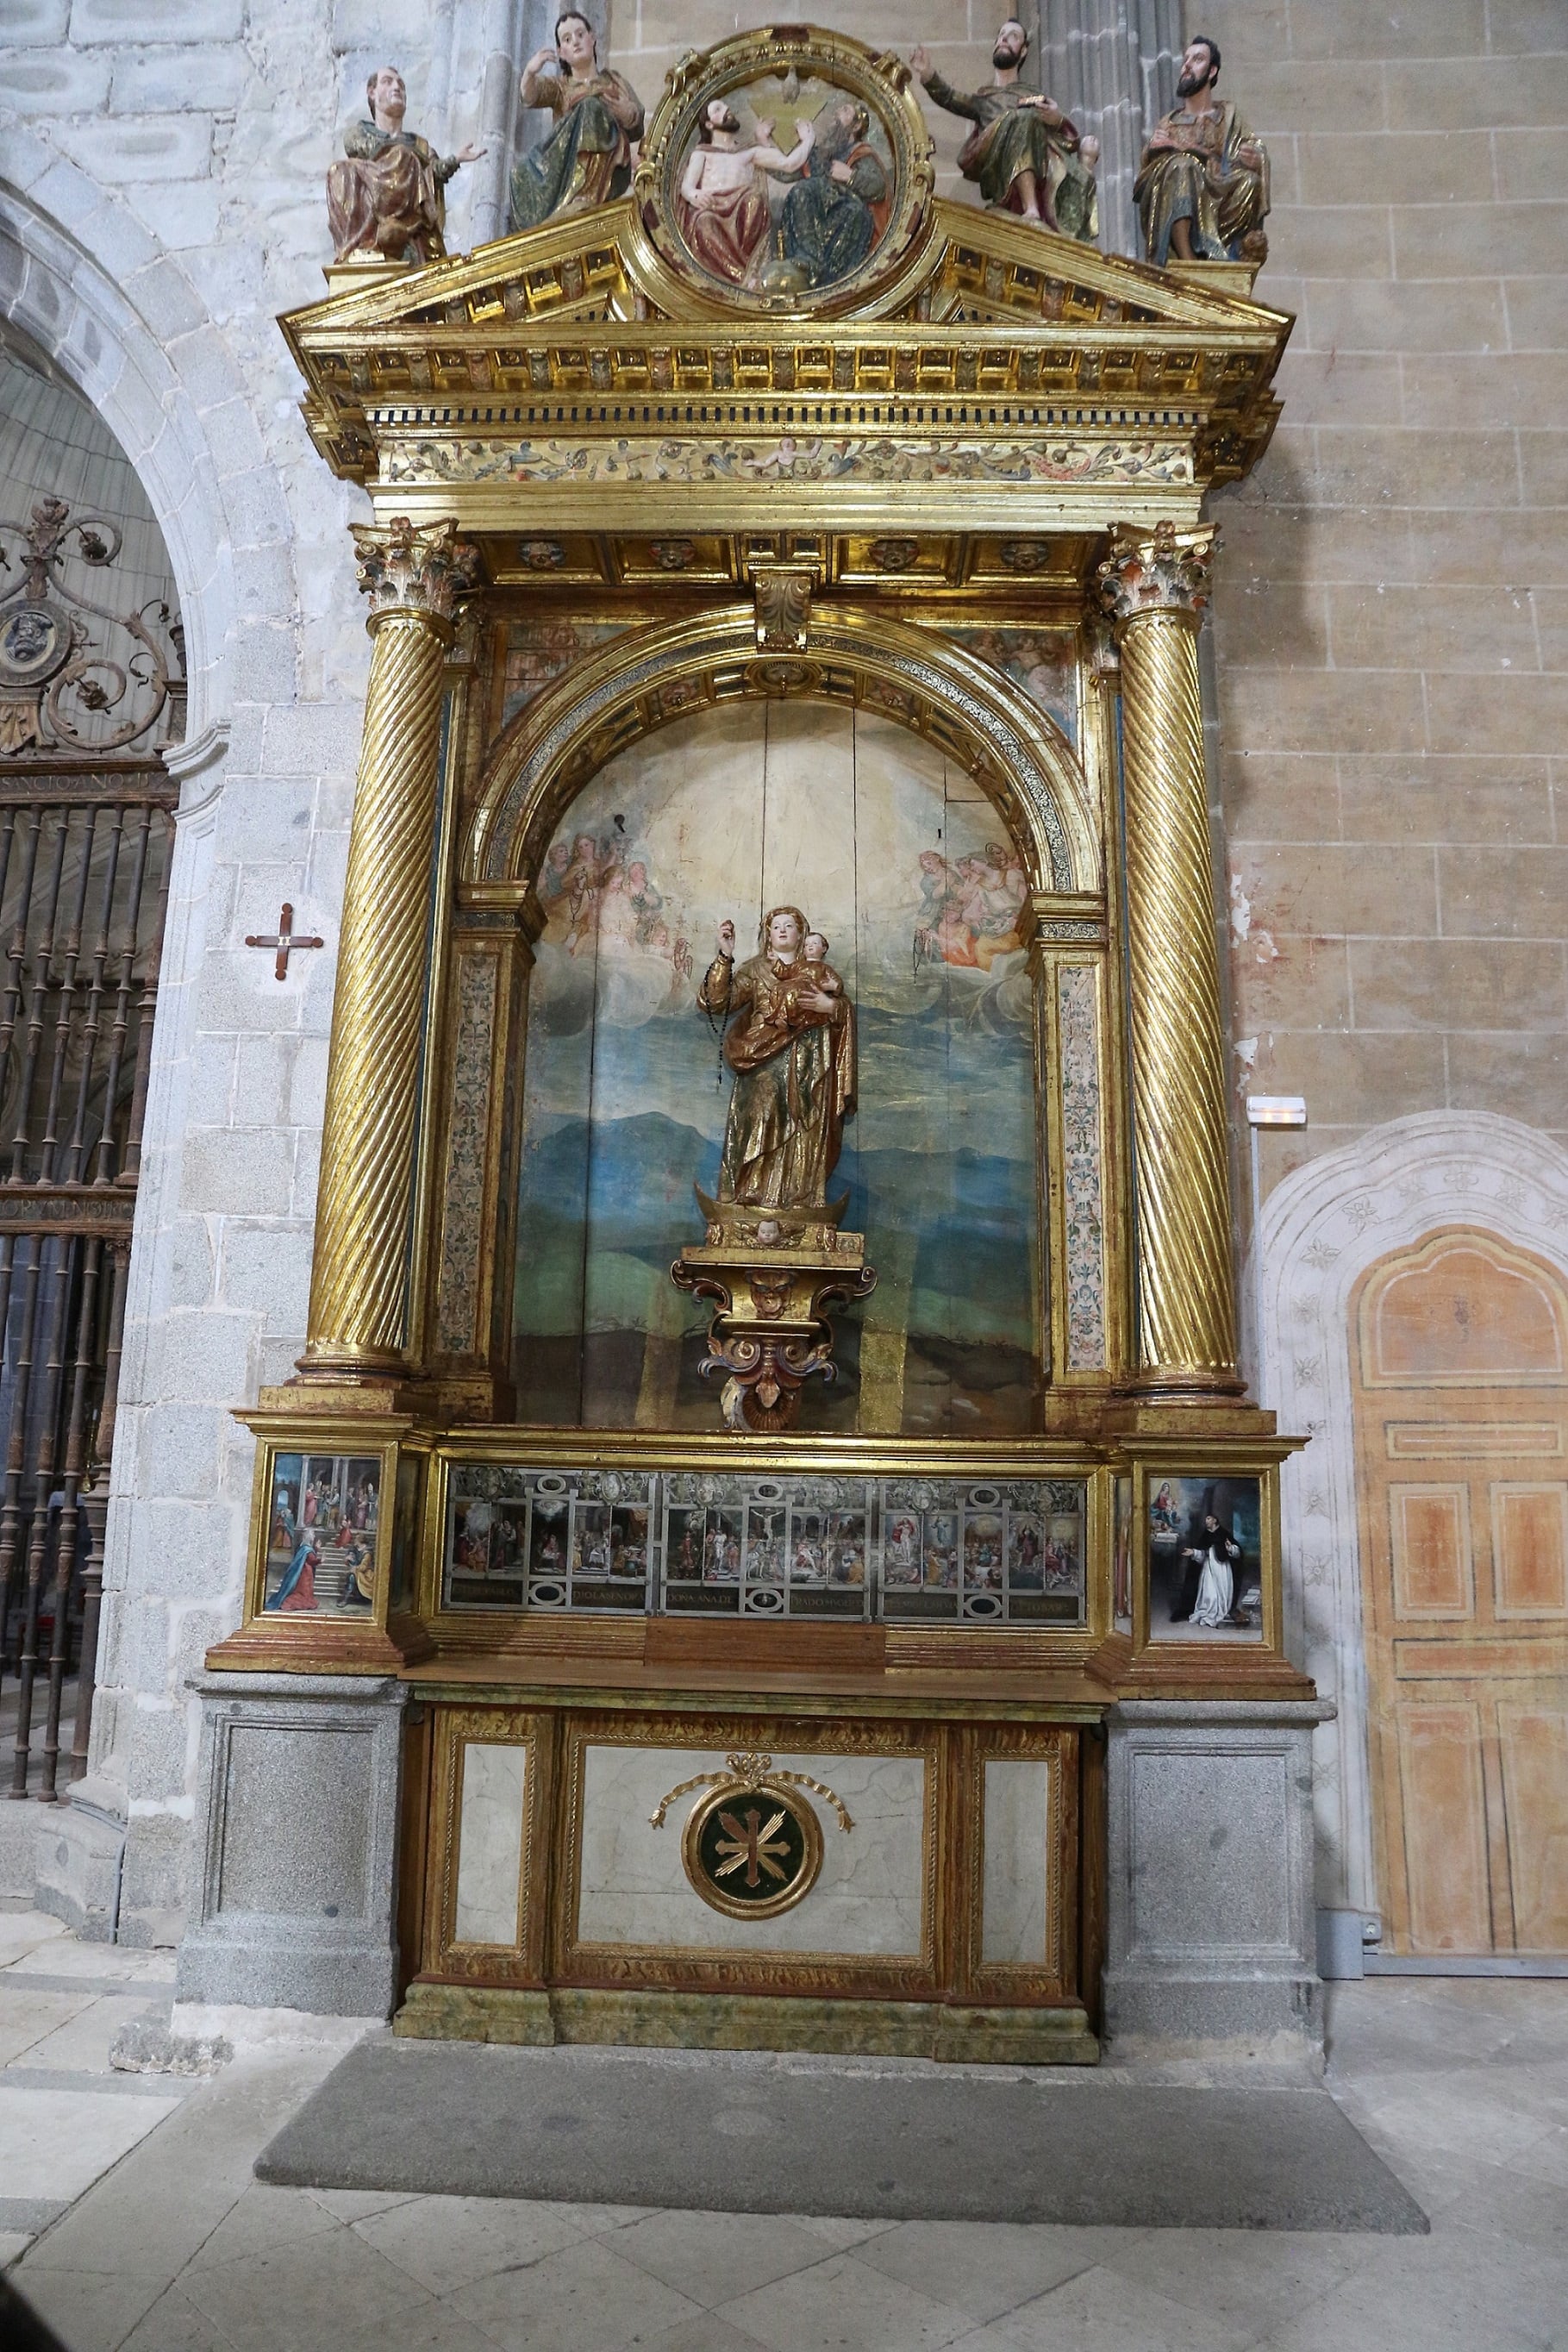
xmin=327 ymin=66 xmax=484 ymax=263
xmin=1134 ymin=33 xmax=1269 ymax=265
xmin=699 ymin=907 xmax=856 ymax=1212
xmin=509 ymin=10 xmax=646 ymax=233
xmin=912 ymin=20 xmax=1099 ymax=241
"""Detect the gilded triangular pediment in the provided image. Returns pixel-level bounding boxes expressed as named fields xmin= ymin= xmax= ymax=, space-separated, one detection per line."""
xmin=283 ymin=23 xmax=1290 ymax=505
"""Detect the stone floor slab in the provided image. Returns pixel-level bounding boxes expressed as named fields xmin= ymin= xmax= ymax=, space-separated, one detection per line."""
xmin=447 ymin=2232 xmax=703 ymax=2352
xmin=0 ymin=2084 xmax=181 ymax=2201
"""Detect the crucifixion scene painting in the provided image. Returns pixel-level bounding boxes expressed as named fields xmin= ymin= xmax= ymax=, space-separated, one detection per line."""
xmin=513 ymin=697 xmax=1040 ymax=1435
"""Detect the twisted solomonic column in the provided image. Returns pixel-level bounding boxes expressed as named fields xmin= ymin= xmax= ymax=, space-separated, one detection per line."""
xmin=300 ymin=517 xmax=479 ymax=1380
xmin=1098 ymin=521 xmax=1241 ymax=1396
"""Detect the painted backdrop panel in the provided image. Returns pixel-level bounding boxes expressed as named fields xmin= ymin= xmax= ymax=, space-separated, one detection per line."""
xmin=512 ymin=698 xmax=1040 ymax=1433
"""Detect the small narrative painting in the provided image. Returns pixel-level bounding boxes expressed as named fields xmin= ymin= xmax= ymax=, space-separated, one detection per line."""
xmin=673 ymin=68 xmax=897 ymax=296
xmin=263 ymin=1451 xmax=381 ymax=1616
xmin=446 ymin=1464 xmax=659 ymax=1614
xmin=441 ymin=1464 xmax=1085 ymax=1626
xmin=1146 ymin=1474 xmax=1264 ymax=1642
xmin=662 ymin=1471 xmax=873 ymax=1622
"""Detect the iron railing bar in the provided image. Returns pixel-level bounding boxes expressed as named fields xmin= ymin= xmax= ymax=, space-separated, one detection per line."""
xmin=37 ymin=810 xmax=97 ymax=1185
xmin=8 ymin=813 xmax=71 ymax=1184
xmin=9 ymin=1233 xmax=74 ymax=1797
xmin=91 ymin=808 xmax=152 ymax=1187
xmin=70 ymin=1237 xmax=128 ymax=1786
xmin=39 ymin=1235 xmax=100 ymax=1801
xmin=118 ymin=809 xmax=173 ymax=1190
xmin=64 ymin=808 xmax=125 ymax=1186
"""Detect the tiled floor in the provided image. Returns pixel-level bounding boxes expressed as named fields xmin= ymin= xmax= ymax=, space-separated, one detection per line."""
xmin=1 ymin=1911 xmax=1565 ymax=2352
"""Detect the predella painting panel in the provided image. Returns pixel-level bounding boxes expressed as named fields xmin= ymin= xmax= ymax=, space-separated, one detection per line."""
xmin=512 ymin=698 xmax=1039 ymax=1434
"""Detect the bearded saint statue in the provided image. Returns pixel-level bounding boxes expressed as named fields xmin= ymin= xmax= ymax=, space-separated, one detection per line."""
xmin=698 ymin=906 xmax=856 ymax=1210
xmin=1134 ymin=32 xmax=1269 ymax=266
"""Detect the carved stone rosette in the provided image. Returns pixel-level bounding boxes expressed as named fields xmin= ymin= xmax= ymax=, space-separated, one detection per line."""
xmin=1097 ymin=521 xmax=1240 ymax=1395
xmin=300 ymin=517 xmax=478 ymax=1380
xmin=672 ymin=1214 xmax=877 ymax=1432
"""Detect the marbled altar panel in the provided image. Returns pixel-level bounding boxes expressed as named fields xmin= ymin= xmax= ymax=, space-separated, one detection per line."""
xmin=453 ymin=1742 xmax=528 ymax=1947
xmin=575 ymin=1745 xmax=928 ymax=1955
xmin=981 ymin=1757 xmax=1053 ymax=1966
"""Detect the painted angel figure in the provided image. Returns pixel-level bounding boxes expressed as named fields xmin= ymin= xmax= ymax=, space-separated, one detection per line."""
xmin=510 ymin=10 xmax=645 ymax=232
xmin=327 ymin=65 xmax=484 ymax=263
xmin=678 ymin=100 xmax=815 ymax=285
xmin=699 ymin=905 xmax=856 ymax=1210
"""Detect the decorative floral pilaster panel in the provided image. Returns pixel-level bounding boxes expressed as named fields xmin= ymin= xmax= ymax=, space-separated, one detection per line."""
xmin=436 ymin=951 xmax=500 ymax=1357
xmin=1057 ymin=964 xmax=1107 ymax=1372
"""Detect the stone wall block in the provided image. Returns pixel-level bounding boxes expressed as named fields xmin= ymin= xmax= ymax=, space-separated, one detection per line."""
xmin=70 ymin=0 xmax=245 ymax=41
xmin=109 ymin=44 xmax=251 ymax=115
xmin=179 ymin=1126 xmax=295 ymax=1219
xmin=0 ymin=0 xmax=70 ymax=43
xmin=219 ymin=1223 xmax=314 ymax=1320
xmin=3 ymin=49 xmax=114 ymax=114
xmin=58 ymin=113 xmax=215 ymax=183
xmin=152 ymin=1309 xmax=255 ymax=1406
xmin=123 ymin=178 xmax=222 ymax=253
xmin=176 ymin=1674 xmax=407 ymax=2017
xmin=167 ymin=1211 xmax=219 ymax=1311
xmin=139 ymin=1402 xmax=228 ymax=1501
xmin=259 ymin=698 xmax=364 ymax=776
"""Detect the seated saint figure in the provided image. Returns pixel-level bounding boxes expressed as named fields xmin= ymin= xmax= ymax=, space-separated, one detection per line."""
xmin=1134 ymin=33 xmax=1269 ymax=265
xmin=678 ymin=100 xmax=815 ymax=287
xmin=510 ymin=10 xmax=646 ymax=233
xmin=699 ymin=906 xmax=856 ymax=1210
xmin=778 ymin=100 xmax=890 ymax=291
xmin=912 ymin=21 xmax=1098 ymax=241
xmin=327 ymin=66 xmax=484 ymax=263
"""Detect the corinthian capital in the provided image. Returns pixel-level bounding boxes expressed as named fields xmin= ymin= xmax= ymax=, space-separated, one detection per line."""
xmin=1096 ymin=519 xmax=1216 ymax=629
xmin=350 ymin=516 xmax=480 ymax=627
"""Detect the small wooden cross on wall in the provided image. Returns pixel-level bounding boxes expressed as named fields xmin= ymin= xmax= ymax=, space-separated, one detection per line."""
xmin=245 ymin=903 xmax=325 ymax=981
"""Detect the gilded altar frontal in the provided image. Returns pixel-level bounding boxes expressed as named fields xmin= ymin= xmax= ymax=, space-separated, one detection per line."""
xmin=7 ymin=0 xmax=1565 ymax=2135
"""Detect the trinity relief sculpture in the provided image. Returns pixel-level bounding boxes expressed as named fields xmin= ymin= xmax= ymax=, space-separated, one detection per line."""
xmin=669 ymin=70 xmax=897 ymax=296
xmin=1134 ymin=33 xmax=1269 ymax=266
xmin=509 ymin=9 xmax=646 ymax=233
xmin=327 ymin=66 xmax=484 ymax=263
xmin=912 ymin=18 xmax=1098 ymax=241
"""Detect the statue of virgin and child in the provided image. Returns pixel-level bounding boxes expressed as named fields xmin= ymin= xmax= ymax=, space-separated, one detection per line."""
xmin=698 ymin=907 xmax=856 ymax=1213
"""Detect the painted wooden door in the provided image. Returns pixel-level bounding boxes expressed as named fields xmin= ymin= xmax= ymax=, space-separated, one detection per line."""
xmin=1353 ymin=1228 xmax=1568 ymax=1955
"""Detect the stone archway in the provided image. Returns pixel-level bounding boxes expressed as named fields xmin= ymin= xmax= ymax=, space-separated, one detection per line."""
xmin=1254 ymin=1111 xmax=1568 ymax=1925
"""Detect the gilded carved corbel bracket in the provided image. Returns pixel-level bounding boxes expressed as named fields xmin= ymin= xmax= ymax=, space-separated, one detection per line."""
xmin=748 ymin=560 xmax=820 ymax=654
xmin=672 ymin=1198 xmax=876 ymax=1433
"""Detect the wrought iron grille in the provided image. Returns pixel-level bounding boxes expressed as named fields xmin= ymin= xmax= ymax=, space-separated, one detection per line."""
xmin=0 ymin=764 xmax=176 ymax=1798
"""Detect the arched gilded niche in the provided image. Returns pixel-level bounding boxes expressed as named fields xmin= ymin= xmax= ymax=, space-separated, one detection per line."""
xmin=433 ymin=610 xmax=1118 ymax=1426
xmin=464 ymin=607 xmax=1101 ymax=898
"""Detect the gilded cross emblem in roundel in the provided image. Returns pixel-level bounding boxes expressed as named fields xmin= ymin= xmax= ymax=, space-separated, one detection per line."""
xmin=684 ymin=1778 xmax=823 ymax=1919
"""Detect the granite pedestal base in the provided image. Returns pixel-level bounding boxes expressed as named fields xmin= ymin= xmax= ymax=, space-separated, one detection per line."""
xmin=175 ymin=1673 xmax=406 ymax=2018
xmin=1102 ymin=1698 xmax=1334 ymax=2067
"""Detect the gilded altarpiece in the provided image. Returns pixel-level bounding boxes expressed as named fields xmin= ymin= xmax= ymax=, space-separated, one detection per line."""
xmin=224 ymin=28 xmax=1316 ymax=2060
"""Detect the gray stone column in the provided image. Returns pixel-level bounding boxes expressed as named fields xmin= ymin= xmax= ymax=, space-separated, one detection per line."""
xmin=1040 ymin=0 xmax=1184 ymax=256
xmin=175 ymin=1674 xmax=407 ymax=2019
xmin=1103 ymin=1698 xmax=1334 ymax=2067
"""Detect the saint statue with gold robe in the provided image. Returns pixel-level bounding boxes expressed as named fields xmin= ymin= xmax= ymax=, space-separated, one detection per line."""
xmin=1134 ymin=34 xmax=1269 ymax=266
xmin=327 ymin=66 xmax=484 ymax=263
xmin=699 ymin=906 xmax=856 ymax=1210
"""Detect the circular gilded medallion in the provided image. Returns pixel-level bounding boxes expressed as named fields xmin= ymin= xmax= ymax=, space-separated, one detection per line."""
xmin=0 ymin=601 xmax=70 ymax=689
xmin=636 ymin=28 xmax=934 ymax=315
xmin=682 ymin=1779 xmax=824 ymax=1920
